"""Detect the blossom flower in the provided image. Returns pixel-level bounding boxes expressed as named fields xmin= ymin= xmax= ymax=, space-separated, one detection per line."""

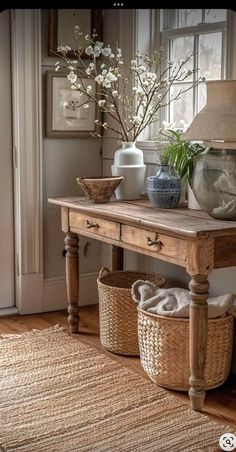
xmin=105 ymin=72 xmax=117 ymax=82
xmin=146 ymin=72 xmax=156 ymax=82
xmin=102 ymin=79 xmax=112 ymax=88
xmin=102 ymin=47 xmax=112 ymax=57
xmin=95 ymin=41 xmax=103 ymax=48
xmin=95 ymin=75 xmax=104 ymax=84
xmin=85 ymin=46 xmax=94 ymax=56
xmin=138 ymin=65 xmax=145 ymax=72
xmin=94 ymin=45 xmax=102 ymax=57
xmin=74 ymin=26 xmax=82 ymax=38
xmin=131 ymin=60 xmax=137 ymax=69
xmin=132 ymin=116 xmax=142 ymax=125
xmin=55 ymin=26 xmax=204 ymax=142
xmin=57 ymin=44 xmax=71 ymax=54
xmin=67 ymin=72 xmax=77 ymax=83
xmin=98 ymin=100 xmax=106 ymax=107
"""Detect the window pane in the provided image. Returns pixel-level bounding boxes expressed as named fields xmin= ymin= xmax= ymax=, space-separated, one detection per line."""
xmin=198 ymin=82 xmax=207 ymax=111
xmin=179 ymin=9 xmax=202 ymax=27
xmin=163 ymin=9 xmax=178 ymax=30
xmin=161 ymin=9 xmax=225 ymax=138
xmin=162 ymin=9 xmax=226 ymax=30
xmin=199 ymin=32 xmax=222 ymax=79
xmin=170 ymin=83 xmax=193 ymax=128
xmin=171 ymin=36 xmax=194 ymax=78
xmin=205 ymin=9 xmax=226 ymax=23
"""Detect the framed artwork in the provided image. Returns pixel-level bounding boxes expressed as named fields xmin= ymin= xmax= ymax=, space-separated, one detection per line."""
xmin=48 ymin=9 xmax=102 ymax=58
xmin=46 ymin=71 xmax=97 ymax=138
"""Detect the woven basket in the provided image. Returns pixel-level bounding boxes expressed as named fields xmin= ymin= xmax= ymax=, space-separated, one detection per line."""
xmin=97 ymin=268 xmax=166 ymax=356
xmin=138 ymin=307 xmax=234 ymax=391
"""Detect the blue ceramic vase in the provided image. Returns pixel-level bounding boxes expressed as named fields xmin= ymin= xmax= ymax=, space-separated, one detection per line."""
xmin=147 ymin=165 xmax=181 ymax=208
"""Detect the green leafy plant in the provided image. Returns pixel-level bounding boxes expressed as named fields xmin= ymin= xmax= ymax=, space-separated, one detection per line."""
xmin=160 ymin=129 xmax=206 ymax=188
xmin=158 ymin=152 xmax=170 ymax=166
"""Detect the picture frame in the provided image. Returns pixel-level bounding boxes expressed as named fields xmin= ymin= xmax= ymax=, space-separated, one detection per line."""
xmin=48 ymin=9 xmax=102 ymax=58
xmin=46 ymin=71 xmax=98 ymax=138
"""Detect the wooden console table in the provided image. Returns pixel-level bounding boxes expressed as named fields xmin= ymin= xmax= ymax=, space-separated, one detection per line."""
xmin=48 ymin=196 xmax=236 ymax=412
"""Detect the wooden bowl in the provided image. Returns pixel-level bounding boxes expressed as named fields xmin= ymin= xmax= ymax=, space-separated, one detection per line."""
xmin=77 ymin=176 xmax=124 ymax=203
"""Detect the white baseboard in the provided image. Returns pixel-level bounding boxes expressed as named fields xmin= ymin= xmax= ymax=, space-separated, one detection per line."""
xmin=16 ymin=273 xmax=44 ymax=314
xmin=43 ymin=272 xmax=99 ymax=312
xmin=0 ymin=307 xmax=19 ymax=316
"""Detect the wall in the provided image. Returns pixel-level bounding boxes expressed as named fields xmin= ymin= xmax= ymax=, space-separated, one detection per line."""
xmin=41 ymin=10 xmax=102 ymax=307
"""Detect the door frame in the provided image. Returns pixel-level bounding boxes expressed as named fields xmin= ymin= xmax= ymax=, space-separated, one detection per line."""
xmin=11 ymin=9 xmax=44 ymax=314
xmin=0 ymin=10 xmax=15 ymax=313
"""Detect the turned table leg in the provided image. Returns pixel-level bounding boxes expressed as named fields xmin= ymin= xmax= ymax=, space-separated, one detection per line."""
xmin=188 ymin=274 xmax=209 ymax=411
xmin=112 ymin=245 xmax=124 ymax=271
xmin=65 ymin=232 xmax=79 ymax=333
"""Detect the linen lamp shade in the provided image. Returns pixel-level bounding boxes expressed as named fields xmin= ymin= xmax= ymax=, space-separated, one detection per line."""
xmin=184 ymin=80 xmax=236 ymax=149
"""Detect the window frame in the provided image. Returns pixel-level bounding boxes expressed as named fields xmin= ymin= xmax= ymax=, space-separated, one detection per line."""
xmin=160 ymin=18 xmax=227 ymax=128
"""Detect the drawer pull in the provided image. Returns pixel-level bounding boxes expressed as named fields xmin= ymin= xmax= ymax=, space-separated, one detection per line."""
xmin=86 ymin=220 xmax=99 ymax=229
xmin=146 ymin=235 xmax=162 ymax=248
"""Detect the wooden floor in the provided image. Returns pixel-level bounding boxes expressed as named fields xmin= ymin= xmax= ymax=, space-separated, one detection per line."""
xmin=0 ymin=305 xmax=235 ymax=429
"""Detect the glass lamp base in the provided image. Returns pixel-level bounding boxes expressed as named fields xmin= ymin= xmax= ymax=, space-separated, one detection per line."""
xmin=192 ymin=148 xmax=236 ymax=220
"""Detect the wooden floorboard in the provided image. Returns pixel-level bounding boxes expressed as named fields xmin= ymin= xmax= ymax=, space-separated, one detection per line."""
xmin=0 ymin=305 xmax=235 ymax=429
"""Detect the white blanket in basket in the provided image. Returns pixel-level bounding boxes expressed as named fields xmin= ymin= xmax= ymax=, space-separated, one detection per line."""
xmin=131 ymin=280 xmax=236 ymax=318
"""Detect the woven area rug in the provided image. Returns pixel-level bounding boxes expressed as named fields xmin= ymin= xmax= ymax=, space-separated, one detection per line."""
xmin=0 ymin=326 xmax=232 ymax=452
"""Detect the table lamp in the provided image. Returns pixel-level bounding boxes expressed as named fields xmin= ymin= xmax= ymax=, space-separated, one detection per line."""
xmin=184 ymin=79 xmax=236 ymax=220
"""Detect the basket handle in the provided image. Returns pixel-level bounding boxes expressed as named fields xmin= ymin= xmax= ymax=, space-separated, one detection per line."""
xmin=98 ymin=267 xmax=110 ymax=280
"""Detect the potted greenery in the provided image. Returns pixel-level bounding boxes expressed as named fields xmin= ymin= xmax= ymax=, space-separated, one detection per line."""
xmin=159 ymin=129 xmax=206 ymax=209
xmin=161 ymin=130 xmax=206 ymax=187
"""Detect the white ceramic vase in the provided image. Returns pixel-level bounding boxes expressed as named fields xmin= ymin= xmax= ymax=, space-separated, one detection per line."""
xmin=188 ymin=185 xmax=202 ymax=210
xmin=111 ymin=142 xmax=146 ymax=200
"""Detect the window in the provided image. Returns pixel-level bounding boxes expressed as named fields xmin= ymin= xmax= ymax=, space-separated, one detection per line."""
xmin=160 ymin=9 xmax=227 ymax=128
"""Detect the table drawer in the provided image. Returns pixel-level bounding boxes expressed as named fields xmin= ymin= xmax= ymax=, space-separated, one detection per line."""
xmin=121 ymin=225 xmax=186 ymax=263
xmin=69 ymin=211 xmax=120 ymax=240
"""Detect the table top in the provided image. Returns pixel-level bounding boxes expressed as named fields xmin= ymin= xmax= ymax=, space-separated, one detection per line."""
xmin=48 ymin=196 xmax=236 ymax=239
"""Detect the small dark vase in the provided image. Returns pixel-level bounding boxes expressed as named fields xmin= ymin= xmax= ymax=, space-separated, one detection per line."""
xmin=147 ymin=165 xmax=181 ymax=208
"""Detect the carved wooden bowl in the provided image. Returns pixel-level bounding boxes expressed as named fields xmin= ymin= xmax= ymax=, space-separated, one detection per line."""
xmin=77 ymin=176 xmax=124 ymax=203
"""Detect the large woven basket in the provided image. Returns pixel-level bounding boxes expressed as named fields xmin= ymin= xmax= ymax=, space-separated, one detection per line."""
xmin=97 ymin=268 xmax=166 ymax=356
xmin=138 ymin=308 xmax=234 ymax=391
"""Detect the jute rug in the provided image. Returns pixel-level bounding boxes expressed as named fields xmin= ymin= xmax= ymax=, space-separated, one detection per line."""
xmin=0 ymin=326 xmax=232 ymax=451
